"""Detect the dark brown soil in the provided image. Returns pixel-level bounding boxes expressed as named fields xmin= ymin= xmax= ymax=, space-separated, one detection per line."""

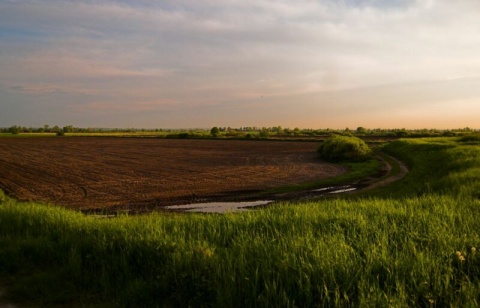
xmin=0 ymin=137 xmax=346 ymax=211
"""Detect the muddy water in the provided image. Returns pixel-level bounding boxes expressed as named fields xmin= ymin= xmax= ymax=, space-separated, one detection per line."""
xmin=165 ymin=200 xmax=274 ymax=213
xmin=313 ymin=185 xmax=357 ymax=194
xmin=164 ymin=185 xmax=358 ymax=213
xmin=329 ymin=187 xmax=357 ymax=194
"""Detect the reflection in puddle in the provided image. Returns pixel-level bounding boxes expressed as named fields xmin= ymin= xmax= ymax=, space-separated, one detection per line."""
xmin=313 ymin=185 xmax=357 ymax=194
xmin=328 ymin=187 xmax=357 ymax=194
xmin=165 ymin=200 xmax=274 ymax=213
xmin=165 ymin=184 xmax=358 ymax=213
xmin=313 ymin=187 xmax=334 ymax=192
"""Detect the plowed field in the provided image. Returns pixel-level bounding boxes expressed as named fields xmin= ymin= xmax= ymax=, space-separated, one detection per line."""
xmin=0 ymin=138 xmax=346 ymax=210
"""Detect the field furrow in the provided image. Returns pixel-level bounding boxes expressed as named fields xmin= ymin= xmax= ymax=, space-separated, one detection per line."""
xmin=0 ymin=138 xmax=346 ymax=210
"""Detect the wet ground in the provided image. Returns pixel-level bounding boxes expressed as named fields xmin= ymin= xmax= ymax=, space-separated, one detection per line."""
xmin=155 ymin=153 xmax=408 ymax=213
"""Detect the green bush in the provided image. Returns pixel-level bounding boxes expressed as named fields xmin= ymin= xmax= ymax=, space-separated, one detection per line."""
xmin=165 ymin=133 xmax=190 ymax=139
xmin=8 ymin=126 xmax=20 ymax=135
xmin=210 ymin=127 xmax=220 ymax=137
xmin=318 ymin=135 xmax=371 ymax=162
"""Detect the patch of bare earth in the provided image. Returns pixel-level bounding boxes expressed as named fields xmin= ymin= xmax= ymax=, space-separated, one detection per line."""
xmin=0 ymin=138 xmax=346 ymax=211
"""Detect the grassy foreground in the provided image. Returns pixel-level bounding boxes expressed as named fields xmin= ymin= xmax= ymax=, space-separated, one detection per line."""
xmin=1 ymin=138 xmax=480 ymax=306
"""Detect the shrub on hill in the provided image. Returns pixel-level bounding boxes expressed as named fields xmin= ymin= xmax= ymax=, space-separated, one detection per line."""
xmin=318 ymin=135 xmax=372 ymax=162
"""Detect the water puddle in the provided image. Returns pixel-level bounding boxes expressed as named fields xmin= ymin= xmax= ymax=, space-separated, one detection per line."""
xmin=313 ymin=187 xmax=334 ymax=192
xmin=165 ymin=200 xmax=274 ymax=213
xmin=313 ymin=185 xmax=357 ymax=194
xmin=328 ymin=187 xmax=357 ymax=194
xmin=164 ymin=185 xmax=358 ymax=213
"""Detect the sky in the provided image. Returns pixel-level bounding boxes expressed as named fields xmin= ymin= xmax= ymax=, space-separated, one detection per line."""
xmin=1 ymin=0 xmax=480 ymax=129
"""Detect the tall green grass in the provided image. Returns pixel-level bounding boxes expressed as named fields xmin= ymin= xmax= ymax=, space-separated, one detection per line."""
xmin=381 ymin=137 xmax=480 ymax=198
xmin=1 ymin=137 xmax=480 ymax=306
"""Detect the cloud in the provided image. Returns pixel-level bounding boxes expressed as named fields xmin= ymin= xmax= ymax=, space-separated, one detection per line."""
xmin=1 ymin=0 xmax=480 ymax=128
xmin=70 ymin=99 xmax=179 ymax=113
xmin=9 ymin=84 xmax=63 ymax=94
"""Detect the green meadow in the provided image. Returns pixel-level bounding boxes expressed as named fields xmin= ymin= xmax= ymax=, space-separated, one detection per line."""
xmin=1 ymin=137 xmax=480 ymax=306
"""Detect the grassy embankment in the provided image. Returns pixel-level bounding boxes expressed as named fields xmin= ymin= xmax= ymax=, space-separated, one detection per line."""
xmin=1 ymin=137 xmax=480 ymax=306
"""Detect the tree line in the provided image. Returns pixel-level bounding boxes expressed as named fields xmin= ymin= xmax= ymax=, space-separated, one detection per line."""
xmin=1 ymin=124 xmax=477 ymax=138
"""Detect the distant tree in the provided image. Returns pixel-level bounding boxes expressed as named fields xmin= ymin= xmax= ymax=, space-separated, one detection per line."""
xmin=395 ymin=130 xmax=409 ymax=138
xmin=259 ymin=128 xmax=269 ymax=138
xmin=210 ymin=127 xmax=220 ymax=137
xmin=63 ymin=125 xmax=74 ymax=133
xmin=442 ymin=131 xmax=456 ymax=137
xmin=8 ymin=125 xmax=20 ymax=135
xmin=356 ymin=127 xmax=367 ymax=134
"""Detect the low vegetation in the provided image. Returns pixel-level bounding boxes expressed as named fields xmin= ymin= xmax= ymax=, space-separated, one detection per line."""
xmin=317 ymin=134 xmax=372 ymax=162
xmin=1 ymin=137 xmax=480 ymax=306
xmin=1 ymin=125 xmax=478 ymax=140
xmin=459 ymin=133 xmax=480 ymax=144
